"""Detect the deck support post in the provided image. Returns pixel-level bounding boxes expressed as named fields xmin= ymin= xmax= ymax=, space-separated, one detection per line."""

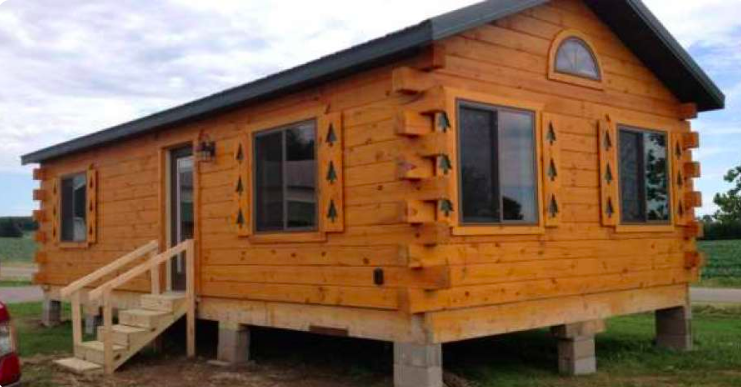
xmin=552 ymin=320 xmax=604 ymax=376
xmin=655 ymin=305 xmax=692 ymax=351
xmin=217 ymin=322 xmax=251 ymax=365
xmin=42 ymin=297 xmax=62 ymax=327
xmin=393 ymin=342 xmax=443 ymax=387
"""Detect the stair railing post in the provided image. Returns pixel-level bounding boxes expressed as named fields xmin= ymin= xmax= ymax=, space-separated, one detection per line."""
xmin=186 ymin=239 xmax=196 ymax=358
xmin=150 ymin=249 xmax=161 ymax=295
xmin=103 ymin=288 xmax=114 ymax=374
xmin=71 ymin=291 xmax=82 ymax=357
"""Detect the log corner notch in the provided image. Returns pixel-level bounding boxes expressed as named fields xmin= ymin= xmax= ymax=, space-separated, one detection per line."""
xmin=678 ymin=103 xmax=698 ymax=120
xmin=391 ymin=45 xmax=445 ymax=95
xmin=32 ymin=167 xmax=45 ymax=181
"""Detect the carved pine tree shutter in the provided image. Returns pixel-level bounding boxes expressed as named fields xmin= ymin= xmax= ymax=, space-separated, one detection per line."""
xmin=598 ymin=120 xmax=619 ymax=226
xmin=86 ymin=167 xmax=98 ymax=244
xmin=542 ymin=113 xmax=561 ymax=227
xmin=234 ymin=134 xmax=252 ymax=236
xmin=51 ymin=178 xmax=61 ymax=244
xmin=671 ymin=132 xmax=688 ymax=226
xmin=319 ymin=112 xmax=344 ymax=233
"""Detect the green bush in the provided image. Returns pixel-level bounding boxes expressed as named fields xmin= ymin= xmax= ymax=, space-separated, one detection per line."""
xmin=701 ymin=221 xmax=741 ymax=241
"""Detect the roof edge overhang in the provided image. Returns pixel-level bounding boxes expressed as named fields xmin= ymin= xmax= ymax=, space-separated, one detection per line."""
xmin=22 ymin=0 xmax=724 ymax=165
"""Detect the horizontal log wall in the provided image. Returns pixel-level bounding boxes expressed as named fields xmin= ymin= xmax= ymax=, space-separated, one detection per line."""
xmin=33 ymin=0 xmax=698 ymax=340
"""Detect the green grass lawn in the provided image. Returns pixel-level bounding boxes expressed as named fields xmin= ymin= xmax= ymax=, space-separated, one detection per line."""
xmin=0 ymin=232 xmax=37 ymax=265
xmin=6 ymin=302 xmax=741 ymax=386
xmin=698 ymin=240 xmax=741 ymax=288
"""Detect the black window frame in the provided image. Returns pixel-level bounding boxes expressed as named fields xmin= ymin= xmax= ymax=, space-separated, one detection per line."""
xmin=554 ymin=37 xmax=602 ymax=81
xmin=456 ymin=99 xmax=540 ymax=226
xmin=252 ymin=119 xmax=318 ymax=234
xmin=617 ymin=125 xmax=672 ymax=225
xmin=60 ymin=171 xmax=88 ymax=243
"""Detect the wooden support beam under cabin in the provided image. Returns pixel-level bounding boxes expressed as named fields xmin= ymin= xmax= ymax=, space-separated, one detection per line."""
xmin=392 ymin=67 xmax=437 ymax=94
xmin=395 ymin=110 xmax=433 ymax=137
xmin=682 ymin=132 xmax=700 ymax=150
xmin=678 ymin=103 xmax=698 ymax=120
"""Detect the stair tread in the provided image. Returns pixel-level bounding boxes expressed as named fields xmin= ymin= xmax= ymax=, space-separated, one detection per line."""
xmin=78 ymin=340 xmax=126 ymax=352
xmin=106 ymin=324 xmax=151 ymax=334
xmin=55 ymin=357 xmax=103 ymax=374
xmin=121 ymin=308 xmax=171 ymax=317
xmin=143 ymin=292 xmax=186 ymax=300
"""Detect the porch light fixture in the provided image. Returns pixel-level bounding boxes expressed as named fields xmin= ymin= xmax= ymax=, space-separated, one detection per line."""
xmin=196 ymin=138 xmax=216 ymax=162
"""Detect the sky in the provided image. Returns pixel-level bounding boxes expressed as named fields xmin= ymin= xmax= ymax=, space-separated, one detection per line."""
xmin=0 ymin=0 xmax=739 ymax=217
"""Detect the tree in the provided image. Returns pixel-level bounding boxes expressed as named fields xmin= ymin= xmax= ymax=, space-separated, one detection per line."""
xmin=714 ymin=165 xmax=741 ymax=223
xmin=0 ymin=218 xmax=23 ymax=238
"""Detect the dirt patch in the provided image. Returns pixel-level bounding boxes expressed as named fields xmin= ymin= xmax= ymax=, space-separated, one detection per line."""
xmin=23 ymin=355 xmax=393 ymax=387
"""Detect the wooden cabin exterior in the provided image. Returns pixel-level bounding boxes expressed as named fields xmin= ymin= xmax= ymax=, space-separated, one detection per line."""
xmin=23 ymin=0 xmax=724 ymax=384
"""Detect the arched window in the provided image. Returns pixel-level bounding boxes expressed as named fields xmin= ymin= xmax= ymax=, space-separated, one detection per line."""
xmin=548 ymin=30 xmax=604 ymax=89
xmin=555 ymin=38 xmax=600 ymax=80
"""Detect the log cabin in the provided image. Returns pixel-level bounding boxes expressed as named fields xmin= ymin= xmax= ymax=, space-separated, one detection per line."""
xmin=21 ymin=0 xmax=724 ymax=384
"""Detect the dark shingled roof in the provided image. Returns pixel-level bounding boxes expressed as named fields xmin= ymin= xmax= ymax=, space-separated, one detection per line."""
xmin=21 ymin=0 xmax=725 ymax=165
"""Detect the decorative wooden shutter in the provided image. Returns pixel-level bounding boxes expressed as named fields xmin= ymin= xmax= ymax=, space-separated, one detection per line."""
xmin=86 ymin=167 xmax=98 ymax=244
xmin=598 ymin=120 xmax=619 ymax=226
xmin=671 ymin=132 xmax=688 ymax=226
xmin=234 ymin=134 xmax=252 ymax=236
xmin=51 ymin=178 xmax=61 ymax=244
xmin=319 ymin=112 xmax=344 ymax=233
xmin=542 ymin=113 xmax=562 ymax=227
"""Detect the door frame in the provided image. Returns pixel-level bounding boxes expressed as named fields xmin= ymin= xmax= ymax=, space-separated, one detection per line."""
xmin=159 ymin=138 xmax=199 ymax=293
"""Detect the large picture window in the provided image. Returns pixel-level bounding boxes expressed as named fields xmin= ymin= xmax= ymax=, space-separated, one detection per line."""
xmin=618 ymin=126 xmax=670 ymax=223
xmin=60 ymin=173 xmax=87 ymax=242
xmin=254 ymin=120 xmax=317 ymax=233
xmin=457 ymin=101 xmax=538 ymax=225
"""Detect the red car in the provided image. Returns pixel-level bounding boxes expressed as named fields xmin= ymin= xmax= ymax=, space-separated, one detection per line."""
xmin=0 ymin=302 xmax=20 ymax=387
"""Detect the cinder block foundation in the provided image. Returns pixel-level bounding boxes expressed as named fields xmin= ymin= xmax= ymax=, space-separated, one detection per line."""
xmin=42 ymin=298 xmax=62 ymax=327
xmin=393 ymin=342 xmax=443 ymax=387
xmin=655 ymin=306 xmax=692 ymax=351
xmin=217 ymin=322 xmax=251 ymax=365
xmin=552 ymin=320 xmax=604 ymax=376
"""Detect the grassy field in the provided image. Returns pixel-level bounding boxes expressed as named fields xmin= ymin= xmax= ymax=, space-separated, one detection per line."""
xmin=698 ymin=240 xmax=741 ymax=288
xmin=0 ymin=232 xmax=37 ymax=265
xmin=7 ymin=302 xmax=741 ymax=387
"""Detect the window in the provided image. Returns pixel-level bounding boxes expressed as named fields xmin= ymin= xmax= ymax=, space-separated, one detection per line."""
xmin=60 ymin=173 xmax=87 ymax=242
xmin=254 ymin=120 xmax=317 ymax=232
xmin=555 ymin=37 xmax=601 ymax=80
xmin=457 ymin=101 xmax=538 ymax=225
xmin=618 ymin=126 xmax=670 ymax=224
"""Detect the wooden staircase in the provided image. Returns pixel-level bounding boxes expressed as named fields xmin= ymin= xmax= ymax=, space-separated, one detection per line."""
xmin=53 ymin=240 xmax=196 ymax=374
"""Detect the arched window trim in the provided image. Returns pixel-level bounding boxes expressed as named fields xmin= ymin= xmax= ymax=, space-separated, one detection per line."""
xmin=548 ymin=29 xmax=605 ymax=90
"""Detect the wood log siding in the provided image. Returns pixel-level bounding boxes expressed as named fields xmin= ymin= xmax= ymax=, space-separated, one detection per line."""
xmin=34 ymin=0 xmax=699 ymax=328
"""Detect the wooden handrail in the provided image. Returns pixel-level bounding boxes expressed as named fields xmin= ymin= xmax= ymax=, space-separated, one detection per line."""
xmin=88 ymin=241 xmax=189 ymax=302
xmin=93 ymin=239 xmax=196 ymax=374
xmin=59 ymin=240 xmax=158 ymax=300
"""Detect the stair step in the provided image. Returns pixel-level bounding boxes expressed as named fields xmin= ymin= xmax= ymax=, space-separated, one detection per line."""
xmin=141 ymin=292 xmax=186 ymax=312
xmin=76 ymin=341 xmax=127 ymax=365
xmin=55 ymin=357 xmax=104 ymax=375
xmin=97 ymin=324 xmax=151 ymax=347
xmin=119 ymin=309 xmax=171 ymax=328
